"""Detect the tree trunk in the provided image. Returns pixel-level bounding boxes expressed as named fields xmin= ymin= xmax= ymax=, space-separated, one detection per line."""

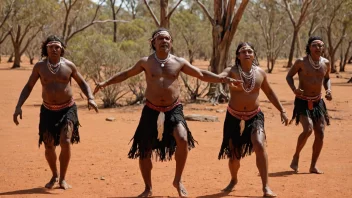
xmin=12 ymin=46 xmax=21 ymax=68
xmin=340 ymin=41 xmax=352 ymax=72
xmin=287 ymin=30 xmax=298 ymax=68
xmin=188 ymin=49 xmax=194 ymax=65
xmin=29 ymin=57 xmax=34 ymax=65
xmin=7 ymin=53 xmax=13 ymax=62
xmin=348 ymin=55 xmax=352 ymax=64
xmin=329 ymin=49 xmax=337 ymax=73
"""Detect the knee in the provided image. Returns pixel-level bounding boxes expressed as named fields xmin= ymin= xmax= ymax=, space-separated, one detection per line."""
xmin=44 ymin=143 xmax=55 ymax=151
xmin=176 ymin=135 xmax=188 ymax=148
xmin=60 ymin=137 xmax=71 ymax=148
xmin=252 ymin=140 xmax=265 ymax=154
xmin=303 ymin=127 xmax=313 ymax=137
xmin=315 ymin=130 xmax=324 ymax=141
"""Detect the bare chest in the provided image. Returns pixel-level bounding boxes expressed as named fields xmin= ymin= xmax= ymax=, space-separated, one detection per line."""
xmin=145 ymin=61 xmax=181 ymax=80
xmin=39 ymin=63 xmax=72 ymax=85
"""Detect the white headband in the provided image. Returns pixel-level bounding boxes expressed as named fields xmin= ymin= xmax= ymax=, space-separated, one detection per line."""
xmin=47 ymin=41 xmax=63 ymax=48
xmin=151 ymin=31 xmax=172 ymax=41
xmin=239 ymin=45 xmax=253 ymax=52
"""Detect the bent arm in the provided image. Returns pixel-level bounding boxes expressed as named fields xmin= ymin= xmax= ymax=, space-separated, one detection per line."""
xmin=71 ymin=64 xmax=95 ymax=100
xmin=323 ymin=61 xmax=331 ymax=91
xmin=286 ymin=60 xmax=301 ymax=93
xmin=15 ymin=64 xmax=40 ymax=108
xmin=261 ymin=73 xmax=285 ymax=113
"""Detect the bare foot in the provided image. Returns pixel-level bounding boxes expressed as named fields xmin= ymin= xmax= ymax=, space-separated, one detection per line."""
xmin=45 ymin=177 xmax=58 ymax=189
xmin=263 ymin=187 xmax=277 ymax=197
xmin=309 ymin=167 xmax=324 ymax=174
xmin=221 ymin=179 xmax=237 ymax=192
xmin=59 ymin=180 xmax=72 ymax=190
xmin=290 ymin=157 xmax=299 ymax=173
xmin=137 ymin=188 xmax=152 ymax=197
xmin=173 ymin=181 xmax=188 ymax=197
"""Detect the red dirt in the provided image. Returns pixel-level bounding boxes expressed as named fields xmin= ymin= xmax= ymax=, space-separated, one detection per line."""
xmin=0 ymin=59 xmax=351 ymax=197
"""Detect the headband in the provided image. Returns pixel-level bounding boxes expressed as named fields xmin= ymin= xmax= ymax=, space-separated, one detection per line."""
xmin=150 ymin=31 xmax=172 ymax=42
xmin=311 ymin=40 xmax=324 ymax=46
xmin=47 ymin=41 xmax=63 ymax=48
xmin=239 ymin=45 xmax=253 ymax=53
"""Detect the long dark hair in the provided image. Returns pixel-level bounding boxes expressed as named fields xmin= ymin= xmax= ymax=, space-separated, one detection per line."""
xmin=41 ymin=35 xmax=66 ymax=57
xmin=305 ymin=36 xmax=323 ymax=55
xmin=150 ymin=28 xmax=172 ymax=51
xmin=234 ymin=42 xmax=259 ymax=67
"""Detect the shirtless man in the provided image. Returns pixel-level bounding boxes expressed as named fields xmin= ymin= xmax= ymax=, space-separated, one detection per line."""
xmin=217 ymin=42 xmax=288 ymax=197
xmin=93 ymin=28 xmax=241 ymax=197
xmin=13 ymin=35 xmax=98 ymax=189
xmin=286 ymin=36 xmax=331 ymax=174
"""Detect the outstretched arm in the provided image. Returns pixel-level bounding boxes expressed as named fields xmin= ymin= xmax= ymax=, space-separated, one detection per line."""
xmin=94 ymin=59 xmax=145 ymax=94
xmin=70 ymin=62 xmax=98 ymax=112
xmin=181 ymin=59 xmax=241 ymax=85
xmin=261 ymin=71 xmax=288 ymax=125
xmin=323 ymin=60 xmax=332 ymax=100
xmin=14 ymin=63 xmax=40 ymax=125
xmin=286 ymin=59 xmax=303 ymax=95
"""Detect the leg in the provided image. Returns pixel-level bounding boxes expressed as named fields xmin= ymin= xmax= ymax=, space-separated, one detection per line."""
xmin=222 ymin=157 xmax=240 ymax=192
xmin=172 ymin=123 xmax=189 ymax=197
xmin=310 ymin=117 xmax=325 ymax=174
xmin=251 ymin=128 xmax=276 ymax=197
xmin=43 ymin=133 xmax=58 ymax=189
xmin=59 ymin=121 xmax=73 ymax=190
xmin=138 ymin=154 xmax=153 ymax=197
xmin=290 ymin=116 xmax=313 ymax=172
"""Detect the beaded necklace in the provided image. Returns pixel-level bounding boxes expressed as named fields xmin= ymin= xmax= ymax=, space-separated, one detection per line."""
xmin=154 ymin=53 xmax=171 ymax=67
xmin=238 ymin=63 xmax=257 ymax=93
xmin=47 ymin=58 xmax=62 ymax=74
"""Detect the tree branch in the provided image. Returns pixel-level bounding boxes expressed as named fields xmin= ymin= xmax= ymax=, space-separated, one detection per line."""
xmin=167 ymin=0 xmax=183 ymax=19
xmin=144 ymin=0 xmax=160 ymax=27
xmin=195 ymin=0 xmax=215 ymax=26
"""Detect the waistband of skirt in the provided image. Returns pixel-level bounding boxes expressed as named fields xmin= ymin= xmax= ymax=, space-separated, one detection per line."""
xmin=145 ymin=99 xmax=181 ymax=112
xmin=295 ymin=93 xmax=321 ymax=102
xmin=227 ymin=106 xmax=261 ymax=121
xmin=43 ymin=98 xmax=75 ymax=111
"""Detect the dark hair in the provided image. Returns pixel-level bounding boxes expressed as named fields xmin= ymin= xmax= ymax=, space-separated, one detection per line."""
xmin=150 ymin=28 xmax=172 ymax=51
xmin=235 ymin=42 xmax=259 ymax=66
xmin=41 ymin=35 xmax=66 ymax=57
xmin=305 ymin=36 xmax=323 ymax=55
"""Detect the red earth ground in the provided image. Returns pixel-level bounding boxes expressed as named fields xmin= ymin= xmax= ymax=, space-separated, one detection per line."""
xmin=0 ymin=58 xmax=351 ymax=197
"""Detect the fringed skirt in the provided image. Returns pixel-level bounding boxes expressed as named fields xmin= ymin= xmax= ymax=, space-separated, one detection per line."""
xmin=218 ymin=110 xmax=265 ymax=160
xmin=291 ymin=97 xmax=330 ymax=125
xmin=39 ymin=104 xmax=80 ymax=147
xmin=128 ymin=104 xmax=197 ymax=161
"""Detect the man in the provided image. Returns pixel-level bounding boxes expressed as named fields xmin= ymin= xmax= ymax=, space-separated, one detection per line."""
xmin=93 ymin=28 xmax=241 ymax=197
xmin=217 ymin=42 xmax=288 ymax=197
xmin=13 ymin=35 xmax=98 ymax=190
xmin=286 ymin=36 xmax=331 ymax=174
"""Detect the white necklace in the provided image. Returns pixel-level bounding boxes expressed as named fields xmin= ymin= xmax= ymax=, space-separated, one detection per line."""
xmin=238 ymin=64 xmax=256 ymax=93
xmin=154 ymin=53 xmax=170 ymax=67
xmin=308 ymin=55 xmax=322 ymax=70
xmin=47 ymin=58 xmax=62 ymax=74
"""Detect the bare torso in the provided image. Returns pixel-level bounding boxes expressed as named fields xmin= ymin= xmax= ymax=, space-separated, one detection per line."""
xmin=38 ymin=58 xmax=73 ymax=105
xmin=227 ymin=65 xmax=265 ymax=112
xmin=142 ymin=54 xmax=183 ymax=106
xmin=297 ymin=57 xmax=329 ymax=96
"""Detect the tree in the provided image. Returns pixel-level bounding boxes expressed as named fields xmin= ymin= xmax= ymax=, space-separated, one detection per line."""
xmin=195 ymin=0 xmax=249 ymax=101
xmin=124 ymin=0 xmax=140 ymax=19
xmin=324 ymin=0 xmax=352 ymax=73
xmin=108 ymin=0 xmax=124 ymax=42
xmin=0 ymin=0 xmax=14 ymax=46
xmin=282 ymin=0 xmax=313 ymax=67
xmin=144 ymin=0 xmax=183 ymax=28
xmin=60 ymin=0 xmax=126 ymax=45
xmin=250 ymin=0 xmax=290 ymax=73
xmin=8 ymin=0 xmax=55 ymax=68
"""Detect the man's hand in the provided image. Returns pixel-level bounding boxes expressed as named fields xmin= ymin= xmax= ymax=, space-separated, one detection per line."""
xmin=223 ymin=77 xmax=243 ymax=87
xmin=325 ymin=91 xmax=332 ymax=101
xmin=13 ymin=107 xmax=22 ymax=125
xmin=293 ymin=88 xmax=304 ymax=95
xmin=280 ymin=111 xmax=289 ymax=126
xmin=88 ymin=99 xmax=99 ymax=113
xmin=93 ymin=81 xmax=107 ymax=95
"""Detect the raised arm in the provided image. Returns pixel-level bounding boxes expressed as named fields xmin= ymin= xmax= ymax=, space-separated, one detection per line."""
xmin=261 ymin=70 xmax=288 ymax=125
xmin=181 ymin=58 xmax=241 ymax=85
xmin=323 ymin=59 xmax=332 ymax=100
xmin=286 ymin=59 xmax=303 ymax=95
xmin=70 ymin=61 xmax=98 ymax=112
xmin=93 ymin=58 xmax=145 ymax=94
xmin=13 ymin=63 xmax=40 ymax=125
